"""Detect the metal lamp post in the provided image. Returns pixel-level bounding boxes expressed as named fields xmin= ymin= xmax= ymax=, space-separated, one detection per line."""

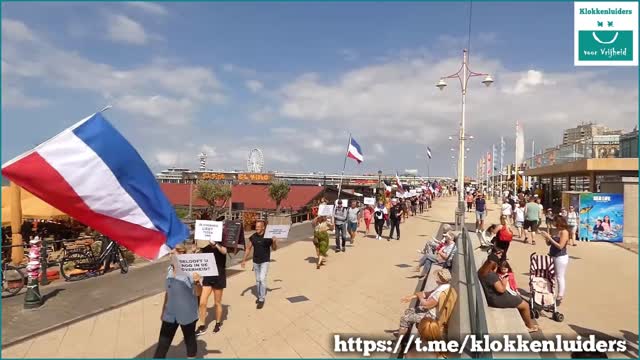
xmin=437 ymin=49 xmax=493 ymax=231
xmin=377 ymin=170 xmax=382 ymax=196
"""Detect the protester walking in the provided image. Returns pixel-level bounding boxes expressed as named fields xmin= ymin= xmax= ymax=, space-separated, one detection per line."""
xmin=466 ymin=192 xmax=474 ymax=212
xmin=501 ymin=199 xmax=513 ymax=225
xmin=154 ymin=244 xmax=200 ymax=359
xmin=333 ymin=200 xmax=348 ymax=252
xmin=495 ymin=216 xmax=513 ymax=260
xmin=373 ymin=201 xmax=387 ymax=240
xmin=346 ymin=200 xmax=361 ymax=245
xmin=514 ymin=201 xmax=525 ymax=240
xmin=241 ymin=220 xmax=278 ymax=309
xmin=389 ymin=199 xmax=403 ymax=241
xmin=312 ymin=216 xmax=332 ymax=269
xmin=363 ymin=205 xmax=373 ymax=236
xmin=196 ymin=241 xmax=227 ymax=335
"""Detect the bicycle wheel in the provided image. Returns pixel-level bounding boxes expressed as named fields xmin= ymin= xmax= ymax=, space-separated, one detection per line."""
xmin=2 ymin=265 xmax=25 ymax=296
xmin=117 ymin=248 xmax=129 ymax=274
xmin=59 ymin=251 xmax=93 ymax=281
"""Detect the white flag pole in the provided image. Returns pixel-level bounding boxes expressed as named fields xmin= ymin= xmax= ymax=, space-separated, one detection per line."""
xmin=337 ymin=133 xmax=352 ymax=201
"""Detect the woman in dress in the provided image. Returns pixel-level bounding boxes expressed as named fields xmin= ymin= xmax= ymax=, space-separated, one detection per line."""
xmin=312 ymin=216 xmax=332 ymax=269
xmin=363 ymin=205 xmax=373 ymax=236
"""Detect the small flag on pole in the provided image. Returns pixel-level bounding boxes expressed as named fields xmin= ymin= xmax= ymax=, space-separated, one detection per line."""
xmin=395 ymin=172 xmax=405 ymax=193
xmin=426 ymin=146 xmax=432 ymax=159
xmin=346 ymin=137 xmax=364 ymax=163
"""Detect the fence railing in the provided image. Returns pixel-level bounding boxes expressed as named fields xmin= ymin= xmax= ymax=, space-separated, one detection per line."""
xmin=524 ymin=136 xmax=621 ymax=170
xmin=460 ymin=228 xmax=492 ymax=358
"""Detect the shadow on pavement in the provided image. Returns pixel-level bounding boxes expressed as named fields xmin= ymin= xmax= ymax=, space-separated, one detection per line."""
xmin=41 ymin=288 xmax=65 ymax=303
xmin=568 ymin=324 xmax=637 ymax=359
xmin=136 ymin=338 xmax=219 ymax=358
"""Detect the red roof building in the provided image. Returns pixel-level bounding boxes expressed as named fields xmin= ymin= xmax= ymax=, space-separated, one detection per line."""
xmin=160 ymin=183 xmax=325 ymax=211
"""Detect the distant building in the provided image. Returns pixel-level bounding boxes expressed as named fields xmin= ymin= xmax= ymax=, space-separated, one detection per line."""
xmin=562 ymin=123 xmax=622 ymax=145
xmin=620 ymin=128 xmax=639 ymax=158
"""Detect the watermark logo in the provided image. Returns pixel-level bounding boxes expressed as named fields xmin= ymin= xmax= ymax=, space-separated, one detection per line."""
xmin=574 ymin=2 xmax=638 ymax=66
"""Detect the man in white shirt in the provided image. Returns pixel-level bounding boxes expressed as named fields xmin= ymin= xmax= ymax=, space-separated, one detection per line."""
xmin=500 ymin=199 xmax=513 ymax=225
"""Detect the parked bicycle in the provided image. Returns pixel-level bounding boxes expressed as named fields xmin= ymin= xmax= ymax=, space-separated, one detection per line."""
xmin=59 ymin=237 xmax=129 ymax=281
xmin=2 ymin=259 xmax=25 ymax=297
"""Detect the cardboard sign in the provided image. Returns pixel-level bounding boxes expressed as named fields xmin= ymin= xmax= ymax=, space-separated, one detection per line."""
xmin=318 ymin=204 xmax=334 ymax=216
xmin=224 ymin=220 xmax=244 ymax=248
xmin=264 ymin=224 xmax=291 ymax=239
xmin=335 ymin=199 xmax=349 ymax=207
xmin=175 ymin=253 xmax=218 ymax=277
xmin=363 ymin=197 xmax=375 ymax=205
xmin=195 ymin=220 xmax=223 ymax=242
xmin=410 ymin=189 xmax=417 ymax=195
xmin=415 ymin=188 xmax=423 ymax=193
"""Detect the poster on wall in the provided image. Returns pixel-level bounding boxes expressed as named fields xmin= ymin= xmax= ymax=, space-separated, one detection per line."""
xmin=578 ymin=193 xmax=624 ymax=243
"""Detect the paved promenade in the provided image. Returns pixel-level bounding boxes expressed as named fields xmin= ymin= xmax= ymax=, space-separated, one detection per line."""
xmin=473 ymin=197 xmax=639 ymax=358
xmin=3 ymin=195 xmax=637 ymax=358
xmin=2 ymin=199 xmax=449 ymax=358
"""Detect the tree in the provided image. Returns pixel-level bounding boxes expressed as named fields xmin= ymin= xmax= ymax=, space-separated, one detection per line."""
xmin=268 ymin=180 xmax=291 ymax=212
xmin=196 ymin=181 xmax=232 ymax=220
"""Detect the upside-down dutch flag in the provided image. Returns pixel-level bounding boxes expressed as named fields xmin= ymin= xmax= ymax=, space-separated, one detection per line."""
xmin=346 ymin=137 xmax=364 ymax=163
xmin=1 ymin=112 xmax=189 ymax=260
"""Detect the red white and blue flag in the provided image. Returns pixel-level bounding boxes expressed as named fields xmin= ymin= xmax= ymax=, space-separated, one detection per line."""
xmin=395 ymin=172 xmax=405 ymax=193
xmin=2 ymin=112 xmax=189 ymax=260
xmin=346 ymin=137 xmax=364 ymax=163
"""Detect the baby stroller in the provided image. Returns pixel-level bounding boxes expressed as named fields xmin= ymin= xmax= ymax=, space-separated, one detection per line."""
xmin=529 ymin=253 xmax=564 ymax=322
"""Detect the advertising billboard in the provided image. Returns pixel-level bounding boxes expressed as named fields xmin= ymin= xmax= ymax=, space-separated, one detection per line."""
xmin=578 ymin=193 xmax=624 ymax=243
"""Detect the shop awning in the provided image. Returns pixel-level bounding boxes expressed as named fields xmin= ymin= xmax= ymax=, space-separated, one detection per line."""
xmin=2 ymin=186 xmax=69 ymax=225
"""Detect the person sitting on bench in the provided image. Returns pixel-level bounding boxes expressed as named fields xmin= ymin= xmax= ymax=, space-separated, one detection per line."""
xmin=414 ymin=232 xmax=456 ymax=275
xmin=418 ymin=224 xmax=454 ymax=254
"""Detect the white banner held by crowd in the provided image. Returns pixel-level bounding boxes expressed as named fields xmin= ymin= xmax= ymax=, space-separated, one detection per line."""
xmin=363 ymin=197 xmax=375 ymax=205
xmin=264 ymin=224 xmax=291 ymax=239
xmin=195 ymin=220 xmax=223 ymax=242
xmin=318 ymin=204 xmax=334 ymax=216
xmin=175 ymin=253 xmax=218 ymax=277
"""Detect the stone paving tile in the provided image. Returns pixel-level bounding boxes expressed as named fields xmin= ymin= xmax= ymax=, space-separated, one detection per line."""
xmin=1 ymin=338 xmax=34 ymax=358
xmin=54 ymin=317 xmax=96 ymax=358
xmin=22 ymin=326 xmax=67 ymax=358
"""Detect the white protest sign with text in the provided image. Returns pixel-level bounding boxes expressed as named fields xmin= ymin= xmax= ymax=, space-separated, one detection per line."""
xmin=195 ymin=220 xmax=224 ymax=242
xmin=318 ymin=204 xmax=334 ymax=216
xmin=363 ymin=197 xmax=375 ymax=205
xmin=175 ymin=253 xmax=218 ymax=277
xmin=264 ymin=224 xmax=291 ymax=239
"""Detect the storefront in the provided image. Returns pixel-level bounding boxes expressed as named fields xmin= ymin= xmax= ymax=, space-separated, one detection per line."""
xmin=524 ymin=158 xmax=637 ymax=211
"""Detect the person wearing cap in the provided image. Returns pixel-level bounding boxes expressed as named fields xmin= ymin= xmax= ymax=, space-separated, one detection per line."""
xmin=415 ymin=231 xmax=456 ymax=275
xmin=154 ymin=244 xmax=201 ymax=358
xmin=419 ymin=224 xmax=454 ymax=254
xmin=388 ymin=198 xmax=403 ymax=241
xmin=333 ymin=200 xmax=348 ymax=252
xmin=395 ymin=269 xmax=452 ymax=337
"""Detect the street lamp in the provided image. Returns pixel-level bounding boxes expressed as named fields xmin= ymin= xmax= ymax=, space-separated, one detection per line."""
xmin=377 ymin=170 xmax=382 ymax=195
xmin=437 ymin=49 xmax=493 ymax=230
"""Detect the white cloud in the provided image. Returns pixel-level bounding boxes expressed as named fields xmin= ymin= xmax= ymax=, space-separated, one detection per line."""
xmin=2 ymin=18 xmax=225 ymax=124
xmin=1 ymin=18 xmax=36 ymax=42
xmin=245 ymin=80 xmax=264 ymax=93
xmin=503 ymin=70 xmax=556 ymax=95
xmin=1 ymin=86 xmax=49 ymax=109
xmin=374 ymin=143 xmax=384 ymax=154
xmin=107 ymin=14 xmax=148 ymax=45
xmin=155 ymin=151 xmax=179 ymax=167
xmin=249 ymin=106 xmax=275 ymax=122
xmin=125 ymin=2 xmax=168 ymax=16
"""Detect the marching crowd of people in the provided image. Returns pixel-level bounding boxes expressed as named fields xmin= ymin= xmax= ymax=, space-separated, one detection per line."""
xmin=154 ymin=182 xmax=453 ymax=358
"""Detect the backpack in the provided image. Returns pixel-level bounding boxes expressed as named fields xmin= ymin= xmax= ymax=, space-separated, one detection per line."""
xmin=498 ymin=226 xmax=513 ymax=242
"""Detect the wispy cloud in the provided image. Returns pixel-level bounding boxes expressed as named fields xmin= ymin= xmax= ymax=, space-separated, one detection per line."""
xmin=125 ymin=2 xmax=168 ymax=16
xmin=106 ymin=14 xmax=148 ymax=45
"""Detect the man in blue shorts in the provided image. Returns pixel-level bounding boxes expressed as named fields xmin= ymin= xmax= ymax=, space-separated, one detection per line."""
xmin=475 ymin=194 xmax=487 ymax=233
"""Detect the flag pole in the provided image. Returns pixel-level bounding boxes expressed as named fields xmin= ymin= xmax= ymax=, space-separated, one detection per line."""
xmin=336 ymin=133 xmax=351 ymax=201
xmin=514 ymin=121 xmax=518 ymax=194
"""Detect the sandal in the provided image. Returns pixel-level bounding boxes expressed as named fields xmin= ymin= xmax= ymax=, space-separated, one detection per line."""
xmin=527 ymin=325 xmax=539 ymax=333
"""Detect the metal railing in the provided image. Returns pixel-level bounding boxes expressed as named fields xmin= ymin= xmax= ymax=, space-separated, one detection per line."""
xmin=460 ymin=228 xmax=492 ymax=358
xmin=524 ymin=135 xmax=621 ymax=170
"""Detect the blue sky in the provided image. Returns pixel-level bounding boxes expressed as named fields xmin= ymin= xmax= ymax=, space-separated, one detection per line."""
xmin=2 ymin=2 xmax=638 ymax=177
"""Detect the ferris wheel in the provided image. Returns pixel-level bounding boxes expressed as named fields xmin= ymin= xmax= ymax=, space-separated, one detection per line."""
xmin=247 ymin=148 xmax=264 ymax=173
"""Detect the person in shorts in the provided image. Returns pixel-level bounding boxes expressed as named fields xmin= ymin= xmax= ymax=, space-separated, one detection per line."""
xmin=514 ymin=201 xmax=525 ymax=239
xmin=523 ymin=197 xmax=540 ymax=245
xmin=346 ymin=201 xmax=360 ymax=245
xmin=474 ymin=194 xmax=487 ymax=233
xmin=466 ymin=192 xmax=474 ymax=212
xmin=196 ymin=240 xmax=227 ymax=335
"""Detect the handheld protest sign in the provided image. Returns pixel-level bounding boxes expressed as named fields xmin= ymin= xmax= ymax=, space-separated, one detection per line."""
xmin=175 ymin=253 xmax=218 ymax=277
xmin=264 ymin=224 xmax=291 ymax=239
xmin=195 ymin=220 xmax=223 ymax=243
xmin=363 ymin=197 xmax=375 ymax=205
xmin=318 ymin=204 xmax=334 ymax=216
